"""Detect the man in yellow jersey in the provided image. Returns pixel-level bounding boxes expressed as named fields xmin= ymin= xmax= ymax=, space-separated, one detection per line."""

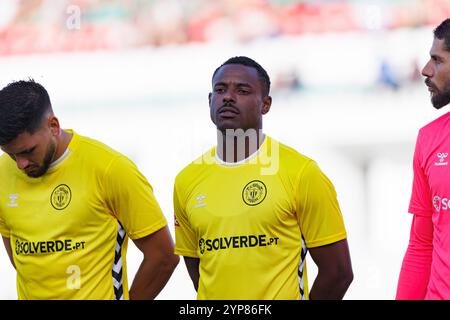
xmin=0 ymin=80 xmax=179 ymax=299
xmin=174 ymin=56 xmax=353 ymax=299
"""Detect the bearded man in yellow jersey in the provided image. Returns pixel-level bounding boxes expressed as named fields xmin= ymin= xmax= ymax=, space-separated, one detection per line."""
xmin=174 ymin=56 xmax=353 ymax=300
xmin=0 ymin=80 xmax=179 ymax=299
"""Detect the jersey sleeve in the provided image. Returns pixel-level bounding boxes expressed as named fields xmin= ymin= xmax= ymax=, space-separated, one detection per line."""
xmin=0 ymin=215 xmax=10 ymax=238
xmin=296 ymin=160 xmax=347 ymax=248
xmin=173 ymin=180 xmax=198 ymax=257
xmin=396 ymin=214 xmax=433 ymax=300
xmin=408 ymin=132 xmax=433 ymax=216
xmin=103 ymin=155 xmax=167 ymax=240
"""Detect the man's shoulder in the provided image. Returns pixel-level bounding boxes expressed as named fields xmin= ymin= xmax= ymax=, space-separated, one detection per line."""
xmin=419 ymin=111 xmax=450 ymax=137
xmin=271 ymin=137 xmax=314 ymax=168
xmin=76 ymin=134 xmax=122 ymax=159
xmin=0 ymin=153 xmax=15 ymax=178
xmin=175 ymin=147 xmax=216 ymax=188
xmin=0 ymin=153 xmax=11 ymax=165
xmin=73 ymin=134 xmax=136 ymax=177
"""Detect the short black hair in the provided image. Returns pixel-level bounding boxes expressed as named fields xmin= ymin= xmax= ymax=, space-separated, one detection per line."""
xmin=0 ymin=79 xmax=52 ymax=145
xmin=212 ymin=56 xmax=271 ymax=96
xmin=434 ymin=18 xmax=450 ymax=51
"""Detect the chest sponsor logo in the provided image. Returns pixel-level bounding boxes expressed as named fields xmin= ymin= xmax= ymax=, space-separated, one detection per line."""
xmin=433 ymin=195 xmax=450 ymax=212
xmin=242 ymin=180 xmax=267 ymax=206
xmin=198 ymin=234 xmax=279 ymax=254
xmin=7 ymin=194 xmax=19 ymax=207
xmin=15 ymin=238 xmax=86 ymax=256
xmin=50 ymin=184 xmax=72 ymax=210
xmin=435 ymin=152 xmax=448 ymax=166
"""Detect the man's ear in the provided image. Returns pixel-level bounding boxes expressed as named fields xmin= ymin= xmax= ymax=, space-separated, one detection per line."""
xmin=262 ymin=96 xmax=272 ymax=115
xmin=208 ymin=92 xmax=212 ymax=107
xmin=47 ymin=115 xmax=61 ymax=137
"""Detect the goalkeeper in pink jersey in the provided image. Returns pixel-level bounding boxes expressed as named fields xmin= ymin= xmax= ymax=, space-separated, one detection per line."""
xmin=397 ymin=19 xmax=450 ymax=300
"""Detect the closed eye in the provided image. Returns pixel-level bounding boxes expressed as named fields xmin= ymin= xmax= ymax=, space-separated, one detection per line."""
xmin=17 ymin=146 xmax=36 ymax=156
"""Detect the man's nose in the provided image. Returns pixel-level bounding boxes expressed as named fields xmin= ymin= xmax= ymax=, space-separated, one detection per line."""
xmin=223 ymin=91 xmax=236 ymax=102
xmin=16 ymin=157 xmax=30 ymax=170
xmin=422 ymin=60 xmax=433 ymax=78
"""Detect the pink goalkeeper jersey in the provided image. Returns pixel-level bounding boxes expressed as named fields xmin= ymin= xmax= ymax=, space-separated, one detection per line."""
xmin=409 ymin=111 xmax=450 ymax=299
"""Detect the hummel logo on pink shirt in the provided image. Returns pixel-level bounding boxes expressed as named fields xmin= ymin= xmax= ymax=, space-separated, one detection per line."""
xmin=435 ymin=152 xmax=448 ymax=166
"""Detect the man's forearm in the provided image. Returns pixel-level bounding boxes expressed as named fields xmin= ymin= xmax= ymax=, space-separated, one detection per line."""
xmin=129 ymin=255 xmax=178 ymax=300
xmin=396 ymin=246 xmax=432 ymax=299
xmin=309 ymin=270 xmax=353 ymax=300
xmin=396 ymin=215 xmax=433 ymax=300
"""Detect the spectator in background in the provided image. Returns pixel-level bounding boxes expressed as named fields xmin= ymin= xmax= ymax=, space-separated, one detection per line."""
xmin=378 ymin=59 xmax=400 ymax=90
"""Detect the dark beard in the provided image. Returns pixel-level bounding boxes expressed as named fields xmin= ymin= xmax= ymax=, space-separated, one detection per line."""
xmin=431 ymin=81 xmax=450 ymax=109
xmin=27 ymin=141 xmax=56 ymax=178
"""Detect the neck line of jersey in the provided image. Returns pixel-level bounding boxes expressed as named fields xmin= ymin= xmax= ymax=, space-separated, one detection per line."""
xmin=45 ymin=129 xmax=78 ymax=174
xmin=215 ymin=135 xmax=268 ymax=167
xmin=48 ymin=148 xmax=71 ymax=170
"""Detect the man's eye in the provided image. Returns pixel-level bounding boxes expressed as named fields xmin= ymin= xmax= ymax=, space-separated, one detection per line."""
xmin=24 ymin=149 xmax=34 ymax=155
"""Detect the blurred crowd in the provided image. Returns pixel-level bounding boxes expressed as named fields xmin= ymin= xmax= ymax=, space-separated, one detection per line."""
xmin=0 ymin=0 xmax=449 ymax=55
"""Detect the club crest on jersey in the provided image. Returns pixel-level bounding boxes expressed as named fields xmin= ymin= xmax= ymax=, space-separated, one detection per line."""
xmin=242 ymin=180 xmax=267 ymax=206
xmin=50 ymin=184 xmax=72 ymax=210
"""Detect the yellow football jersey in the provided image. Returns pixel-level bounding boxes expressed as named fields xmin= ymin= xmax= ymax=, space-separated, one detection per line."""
xmin=0 ymin=130 xmax=167 ymax=300
xmin=174 ymin=136 xmax=347 ymax=300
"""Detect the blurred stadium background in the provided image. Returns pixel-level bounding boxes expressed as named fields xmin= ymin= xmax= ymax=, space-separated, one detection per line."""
xmin=0 ymin=0 xmax=449 ymax=300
